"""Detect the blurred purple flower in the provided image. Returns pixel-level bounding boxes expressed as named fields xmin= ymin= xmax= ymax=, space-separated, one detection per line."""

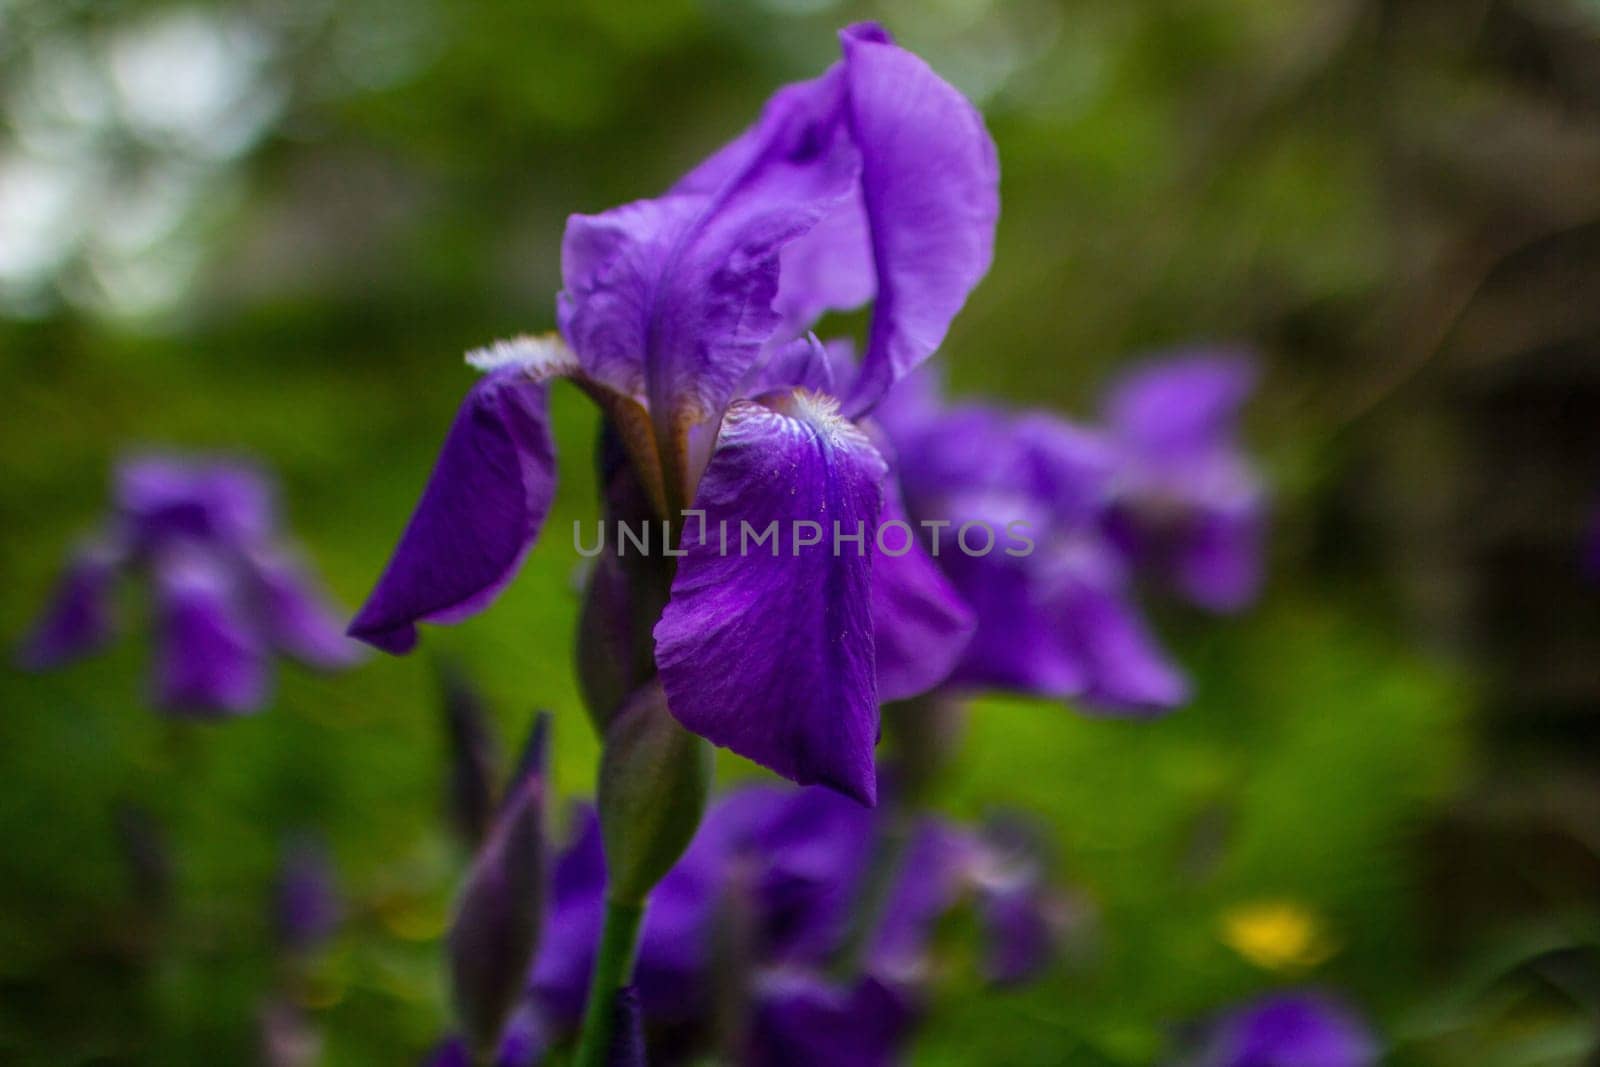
xmin=529 ymin=784 xmax=1060 ymax=1059
xmin=1101 ymin=352 xmax=1266 ymax=613
xmin=350 ymin=22 xmax=998 ymax=805
xmin=273 ymin=835 xmax=341 ymax=955
xmin=14 ymin=455 xmax=362 ymax=716
xmin=1177 ymin=991 xmax=1378 ymax=1067
xmin=877 ymin=374 xmax=1188 ymax=714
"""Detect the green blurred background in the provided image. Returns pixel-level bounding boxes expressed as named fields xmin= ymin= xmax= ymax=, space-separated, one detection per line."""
xmin=3 ymin=0 xmax=1600 ymax=1063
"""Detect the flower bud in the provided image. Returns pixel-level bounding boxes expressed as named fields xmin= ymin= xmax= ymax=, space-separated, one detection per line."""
xmin=437 ymin=661 xmax=502 ymax=849
xmin=447 ymin=712 xmax=549 ymax=1057
xmin=597 ymin=684 xmax=712 ymax=904
xmin=575 ymin=427 xmax=672 ymax=732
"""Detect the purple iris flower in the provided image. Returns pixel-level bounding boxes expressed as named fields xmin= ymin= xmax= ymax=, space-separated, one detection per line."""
xmin=876 ymin=372 xmax=1189 ymax=713
xmin=1101 ymin=352 xmax=1265 ymax=613
xmin=14 ymin=455 xmax=362 ymax=715
xmin=1175 ymin=991 xmax=1378 ymax=1067
xmin=349 ymin=22 xmax=996 ymax=805
xmin=529 ymin=784 xmax=1059 ymax=1061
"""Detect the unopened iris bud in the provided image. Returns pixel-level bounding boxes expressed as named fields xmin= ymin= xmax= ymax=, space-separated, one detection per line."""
xmin=448 ymin=712 xmax=550 ymax=1057
xmin=575 ymin=427 xmax=672 ymax=732
xmin=437 ymin=661 xmax=502 ymax=849
xmin=597 ymin=684 xmax=712 ymax=905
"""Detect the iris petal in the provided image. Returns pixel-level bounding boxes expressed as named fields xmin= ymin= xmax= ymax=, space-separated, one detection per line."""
xmin=250 ymin=550 xmax=364 ymax=669
xmin=14 ymin=543 xmax=120 ymax=669
xmin=152 ymin=544 xmax=268 ymax=715
xmin=836 ymin=25 xmax=1000 ymax=416
xmin=655 ymin=397 xmax=886 ymax=805
xmin=349 ymin=368 xmax=558 ymax=654
xmin=870 ymin=484 xmax=974 ymax=702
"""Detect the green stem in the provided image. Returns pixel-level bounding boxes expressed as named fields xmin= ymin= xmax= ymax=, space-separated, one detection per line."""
xmin=829 ymin=808 xmax=914 ymax=979
xmin=572 ymin=897 xmax=646 ymax=1067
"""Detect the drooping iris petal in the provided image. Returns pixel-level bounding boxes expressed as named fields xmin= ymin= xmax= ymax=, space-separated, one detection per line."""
xmin=559 ymin=76 xmax=861 ymax=425
xmin=655 ymin=397 xmax=886 ymax=805
xmin=14 ymin=543 xmax=120 ymax=669
xmin=870 ymin=484 xmax=974 ymax=702
xmin=1045 ymin=541 xmax=1188 ymax=713
xmin=448 ymin=714 xmax=548 ymax=1057
xmin=835 ymin=24 xmax=1000 ymax=417
xmin=152 ymin=544 xmax=268 ymax=715
xmin=745 ymin=973 xmax=916 ymax=1067
xmin=939 ymin=529 xmax=1089 ymax=700
xmin=1183 ymin=991 xmax=1379 ymax=1067
xmin=249 ymin=550 xmax=364 ymax=669
xmin=349 ymin=368 xmax=558 ymax=654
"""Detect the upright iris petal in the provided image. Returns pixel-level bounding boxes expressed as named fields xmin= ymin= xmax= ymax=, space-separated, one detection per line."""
xmin=349 ymin=367 xmax=559 ymax=653
xmin=117 ymin=456 xmax=277 ymax=551
xmin=559 ymin=82 xmax=861 ymax=429
xmin=655 ymin=396 xmax=886 ymax=805
xmin=835 ymin=25 xmax=1001 ymax=417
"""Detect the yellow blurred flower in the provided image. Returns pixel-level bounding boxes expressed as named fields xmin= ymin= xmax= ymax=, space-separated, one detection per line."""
xmin=1219 ymin=899 xmax=1338 ymax=972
